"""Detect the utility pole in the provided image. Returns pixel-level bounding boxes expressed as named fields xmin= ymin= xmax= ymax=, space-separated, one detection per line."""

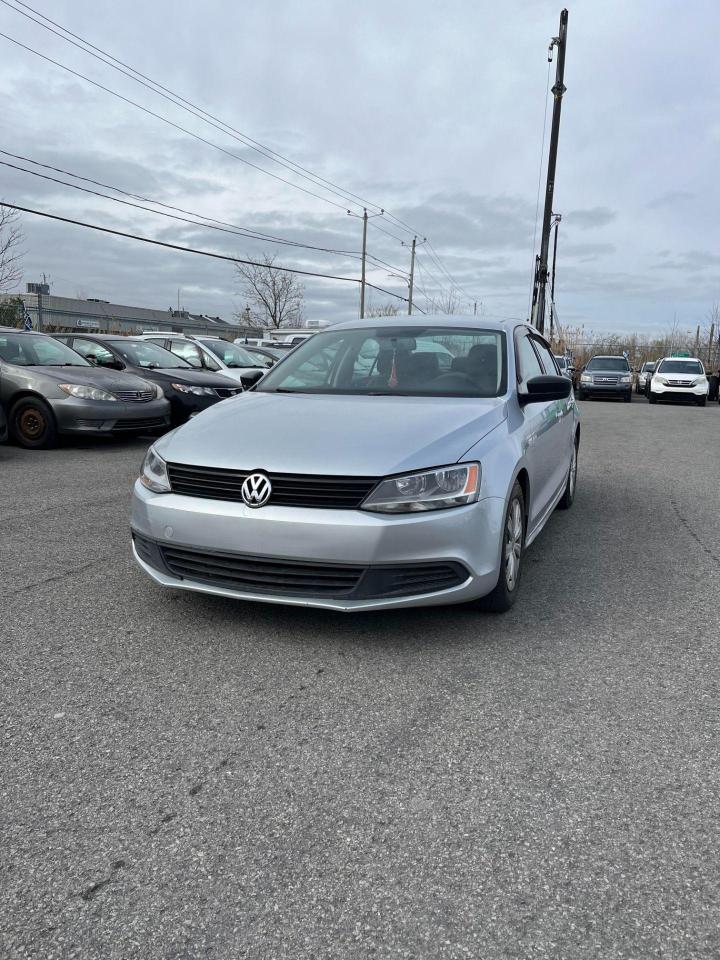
xmin=360 ymin=210 xmax=368 ymax=319
xmin=549 ymin=213 xmax=562 ymax=341
xmin=349 ymin=207 xmax=384 ymax=318
xmin=402 ymin=235 xmax=426 ymax=315
xmin=531 ymin=8 xmax=569 ymax=336
xmin=708 ymin=323 xmax=715 ymax=367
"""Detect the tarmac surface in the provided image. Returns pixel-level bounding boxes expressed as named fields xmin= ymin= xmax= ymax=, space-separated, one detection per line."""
xmin=2 ymin=395 xmax=720 ymax=959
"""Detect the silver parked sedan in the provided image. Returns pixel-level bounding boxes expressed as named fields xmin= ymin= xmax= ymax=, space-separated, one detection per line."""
xmin=131 ymin=317 xmax=579 ymax=613
xmin=0 ymin=328 xmax=170 ymax=448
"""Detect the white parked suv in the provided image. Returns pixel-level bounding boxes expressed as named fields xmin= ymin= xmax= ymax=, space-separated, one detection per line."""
xmin=648 ymin=357 xmax=708 ymax=406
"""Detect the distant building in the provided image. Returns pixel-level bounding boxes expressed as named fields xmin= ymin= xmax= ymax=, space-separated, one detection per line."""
xmin=0 ymin=285 xmax=256 ymax=338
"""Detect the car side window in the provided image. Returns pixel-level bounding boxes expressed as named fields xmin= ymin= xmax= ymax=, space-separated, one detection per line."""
xmin=516 ymin=334 xmax=544 ymax=382
xmin=532 ymin=337 xmax=558 ymax=375
xmin=73 ymin=338 xmax=116 ymax=364
xmin=198 ymin=349 xmax=222 ymax=372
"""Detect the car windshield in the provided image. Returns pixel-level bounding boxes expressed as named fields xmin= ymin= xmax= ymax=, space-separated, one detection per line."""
xmin=109 ymin=340 xmax=191 ymax=369
xmin=657 ymin=359 xmax=704 ymax=374
xmin=554 ymin=356 xmax=567 ymax=368
xmin=642 ymin=362 xmax=655 ymax=372
xmin=586 ymin=357 xmax=630 ymax=372
xmin=0 ymin=333 xmax=90 ymax=366
xmin=255 ymin=326 xmax=507 ymax=397
xmin=199 ymin=339 xmax=261 ymax=367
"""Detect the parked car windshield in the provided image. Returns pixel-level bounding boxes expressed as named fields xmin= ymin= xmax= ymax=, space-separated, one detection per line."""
xmin=586 ymin=356 xmax=630 ymax=372
xmin=0 ymin=332 xmax=90 ymax=366
xmin=256 ymin=326 xmax=508 ymax=397
xmin=642 ymin=362 xmax=656 ymax=372
xmin=198 ymin=339 xmax=265 ymax=368
xmin=110 ymin=340 xmax=191 ymax=369
xmin=657 ymin=359 xmax=704 ymax=375
xmin=554 ymin=356 xmax=567 ymax=369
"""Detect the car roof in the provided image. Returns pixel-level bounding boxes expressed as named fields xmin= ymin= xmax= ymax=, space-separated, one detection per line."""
xmin=656 ymin=356 xmax=703 ymax=363
xmin=327 ymin=314 xmax=532 ymax=334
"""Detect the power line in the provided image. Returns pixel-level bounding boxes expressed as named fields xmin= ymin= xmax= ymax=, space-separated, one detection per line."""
xmin=0 ymin=200 xmax=411 ymax=304
xmin=1 ymin=0 xmax=387 ymax=217
xmin=0 ymin=150 xmax=409 ymax=277
xmin=0 ymin=4 xmax=465 ymax=295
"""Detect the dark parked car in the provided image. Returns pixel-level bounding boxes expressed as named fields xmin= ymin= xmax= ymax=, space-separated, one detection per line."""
xmin=0 ymin=328 xmax=170 ymax=448
xmin=0 ymin=403 xmax=7 ymax=443
xmin=576 ymin=355 xmax=633 ymax=402
xmin=54 ymin=334 xmax=242 ymax=426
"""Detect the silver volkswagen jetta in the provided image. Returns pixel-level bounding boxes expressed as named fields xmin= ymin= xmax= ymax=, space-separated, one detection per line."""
xmin=131 ymin=317 xmax=579 ymax=613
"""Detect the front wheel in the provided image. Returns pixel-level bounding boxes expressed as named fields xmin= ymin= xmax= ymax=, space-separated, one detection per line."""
xmin=557 ymin=440 xmax=578 ymax=510
xmin=624 ymin=392 xmax=632 ymax=403
xmin=10 ymin=397 xmax=59 ymax=449
xmin=577 ymin=389 xmax=587 ymax=401
xmin=648 ymin=392 xmax=658 ymax=405
xmin=468 ymin=482 xmax=525 ymax=614
xmin=696 ymin=397 xmax=707 ymax=407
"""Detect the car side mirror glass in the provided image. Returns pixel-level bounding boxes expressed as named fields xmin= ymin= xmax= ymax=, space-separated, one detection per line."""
xmin=99 ymin=356 xmax=123 ymax=370
xmin=519 ymin=375 xmax=572 ymax=406
xmin=240 ymin=369 xmax=264 ymax=389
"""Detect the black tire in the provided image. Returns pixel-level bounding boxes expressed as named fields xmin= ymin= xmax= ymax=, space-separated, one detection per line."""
xmin=648 ymin=391 xmax=658 ymax=405
xmin=9 ymin=396 xmax=58 ymax=449
xmin=577 ymin=389 xmax=587 ymax=401
xmin=696 ymin=397 xmax=707 ymax=407
xmin=469 ymin=481 xmax=525 ymax=614
xmin=624 ymin=392 xmax=632 ymax=403
xmin=557 ymin=437 xmax=578 ymax=510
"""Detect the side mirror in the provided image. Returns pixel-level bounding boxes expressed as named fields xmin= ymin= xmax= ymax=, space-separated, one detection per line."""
xmin=240 ymin=369 xmax=264 ymax=389
xmin=86 ymin=355 xmax=99 ymax=366
xmin=99 ymin=356 xmax=123 ymax=370
xmin=519 ymin=375 xmax=572 ymax=406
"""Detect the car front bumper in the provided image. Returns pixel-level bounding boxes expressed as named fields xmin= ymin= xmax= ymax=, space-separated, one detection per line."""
xmin=48 ymin=397 xmax=171 ymax=434
xmin=130 ymin=481 xmax=507 ymax=611
xmin=579 ymin=381 xmax=632 ymax=397
xmin=650 ymin=383 xmax=707 ymax=398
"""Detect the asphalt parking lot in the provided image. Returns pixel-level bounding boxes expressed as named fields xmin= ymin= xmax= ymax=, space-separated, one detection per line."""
xmin=3 ymin=396 xmax=720 ymax=960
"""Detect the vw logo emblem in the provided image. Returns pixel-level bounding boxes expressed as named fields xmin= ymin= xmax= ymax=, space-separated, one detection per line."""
xmin=241 ymin=472 xmax=272 ymax=508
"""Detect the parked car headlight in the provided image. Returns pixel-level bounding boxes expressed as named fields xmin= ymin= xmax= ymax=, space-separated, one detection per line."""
xmin=361 ymin=463 xmax=481 ymax=513
xmin=170 ymin=383 xmax=216 ymax=396
xmin=153 ymin=383 xmax=166 ymax=399
xmin=140 ymin=446 xmax=171 ymax=493
xmin=620 ymin=374 xmax=632 ymax=383
xmin=58 ymin=383 xmax=119 ymax=401
xmin=580 ymin=373 xmax=592 ymax=383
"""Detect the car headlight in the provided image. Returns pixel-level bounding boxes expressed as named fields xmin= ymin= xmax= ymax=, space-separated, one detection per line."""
xmin=140 ymin=445 xmax=171 ymax=493
xmin=620 ymin=374 xmax=632 ymax=383
xmin=153 ymin=383 xmax=165 ymax=399
xmin=361 ymin=463 xmax=481 ymax=513
xmin=693 ymin=377 xmax=707 ymax=386
xmin=58 ymin=383 xmax=119 ymax=401
xmin=170 ymin=383 xmax=216 ymax=396
xmin=580 ymin=373 xmax=592 ymax=383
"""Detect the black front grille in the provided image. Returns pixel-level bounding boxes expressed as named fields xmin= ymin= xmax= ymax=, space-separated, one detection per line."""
xmin=214 ymin=387 xmax=242 ymax=399
xmin=167 ymin=463 xmax=378 ymax=509
xmin=115 ymin=389 xmax=155 ymax=403
xmin=113 ymin=416 xmax=168 ymax=431
xmin=161 ymin=544 xmax=364 ymax=597
xmin=133 ymin=533 xmax=468 ymax=600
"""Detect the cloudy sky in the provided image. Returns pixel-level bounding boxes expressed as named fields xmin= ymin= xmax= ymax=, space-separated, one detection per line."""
xmin=0 ymin=0 xmax=718 ymax=334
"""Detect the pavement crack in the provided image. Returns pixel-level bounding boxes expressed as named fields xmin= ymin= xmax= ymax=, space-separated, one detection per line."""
xmin=80 ymin=859 xmax=126 ymax=902
xmin=5 ymin=554 xmax=119 ymax=599
xmin=670 ymin=498 xmax=720 ymax=564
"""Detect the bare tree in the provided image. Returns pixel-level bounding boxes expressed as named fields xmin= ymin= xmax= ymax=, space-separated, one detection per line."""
xmin=0 ymin=206 xmax=24 ymax=291
xmin=234 ymin=254 xmax=305 ymax=328
xmin=365 ymin=302 xmax=399 ymax=318
xmin=429 ymin=289 xmax=462 ymax=314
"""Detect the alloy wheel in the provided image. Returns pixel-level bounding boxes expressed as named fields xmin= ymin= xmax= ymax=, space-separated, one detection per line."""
xmin=504 ymin=497 xmax=523 ymax=590
xmin=569 ymin=444 xmax=577 ymax=497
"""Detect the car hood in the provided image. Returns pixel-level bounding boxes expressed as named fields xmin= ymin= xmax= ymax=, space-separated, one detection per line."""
xmin=156 ymin=391 xmax=507 ymax=475
xmin=127 ymin=366 xmax=238 ymax=387
xmin=14 ymin=365 xmax=155 ymax=391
